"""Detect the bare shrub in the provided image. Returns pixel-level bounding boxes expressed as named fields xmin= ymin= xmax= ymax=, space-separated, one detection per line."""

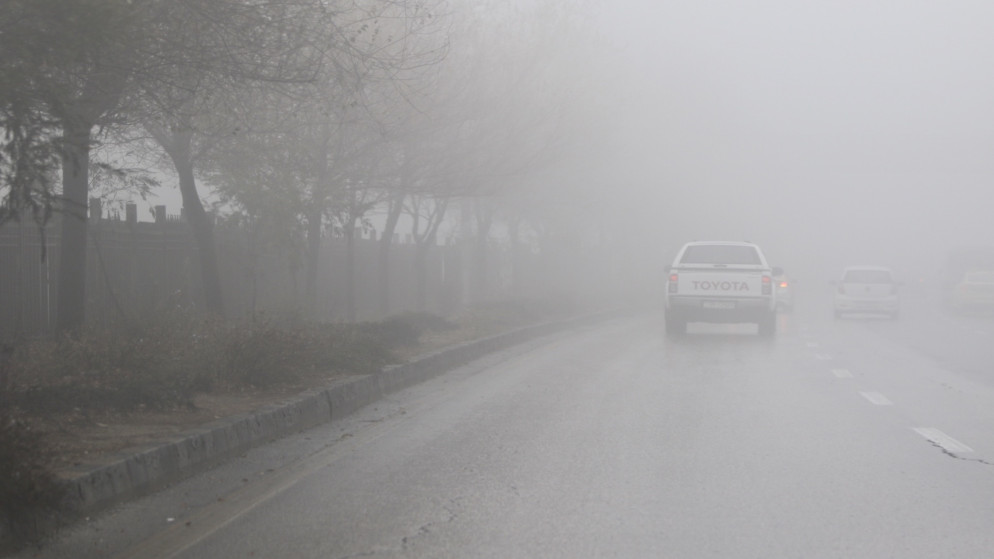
xmin=0 ymin=412 xmax=66 ymax=551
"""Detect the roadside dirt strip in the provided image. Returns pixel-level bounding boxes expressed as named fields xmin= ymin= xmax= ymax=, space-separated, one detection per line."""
xmin=58 ymin=313 xmax=616 ymax=519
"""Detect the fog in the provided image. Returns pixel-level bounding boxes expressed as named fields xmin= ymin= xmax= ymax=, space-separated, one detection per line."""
xmin=557 ymin=0 xmax=994 ymax=289
xmin=10 ymin=0 xmax=994 ymax=324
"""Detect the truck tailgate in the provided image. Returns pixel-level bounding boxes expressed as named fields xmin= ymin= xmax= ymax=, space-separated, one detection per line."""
xmin=676 ymin=270 xmax=766 ymax=298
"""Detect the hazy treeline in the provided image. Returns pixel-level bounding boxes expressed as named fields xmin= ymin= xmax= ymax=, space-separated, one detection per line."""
xmin=0 ymin=210 xmax=572 ymax=339
xmin=0 ymin=0 xmax=614 ymax=334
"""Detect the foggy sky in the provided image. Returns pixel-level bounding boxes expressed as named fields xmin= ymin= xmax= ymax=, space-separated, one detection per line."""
xmin=586 ymin=0 xmax=994 ymax=281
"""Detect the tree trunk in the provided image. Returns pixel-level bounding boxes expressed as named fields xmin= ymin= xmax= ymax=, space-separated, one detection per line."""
xmin=166 ymin=130 xmax=225 ymax=316
xmin=412 ymin=199 xmax=448 ymax=313
xmin=508 ymin=219 xmax=522 ymax=295
xmin=304 ymin=208 xmax=322 ymax=317
xmin=414 ymin=243 xmax=428 ymax=311
xmin=472 ymin=202 xmax=494 ymax=302
xmin=377 ymin=193 xmax=405 ymax=317
xmin=306 ymin=122 xmax=331 ymax=318
xmin=55 ymin=118 xmax=93 ymax=334
xmin=344 ymin=221 xmax=356 ymax=322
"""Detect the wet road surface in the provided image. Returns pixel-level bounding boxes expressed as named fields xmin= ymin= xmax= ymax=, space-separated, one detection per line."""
xmin=21 ymin=294 xmax=994 ymax=558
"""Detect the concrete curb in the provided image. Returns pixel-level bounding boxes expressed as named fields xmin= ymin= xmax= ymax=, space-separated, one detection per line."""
xmin=58 ymin=312 xmax=613 ymax=518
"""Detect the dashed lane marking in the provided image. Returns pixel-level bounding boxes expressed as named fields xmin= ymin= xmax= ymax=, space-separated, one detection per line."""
xmin=860 ymin=391 xmax=893 ymax=406
xmin=814 ymin=353 xmax=833 ymax=360
xmin=831 ymin=368 xmax=853 ymax=378
xmin=913 ymin=428 xmax=974 ymax=453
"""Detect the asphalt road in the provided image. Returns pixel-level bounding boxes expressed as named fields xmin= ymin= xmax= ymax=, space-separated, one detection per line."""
xmin=19 ymin=293 xmax=994 ymax=558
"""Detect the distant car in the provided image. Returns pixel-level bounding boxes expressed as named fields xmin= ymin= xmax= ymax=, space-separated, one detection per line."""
xmin=947 ymin=269 xmax=994 ymax=313
xmin=833 ymin=265 xmax=900 ymax=319
xmin=941 ymin=246 xmax=994 ymax=289
xmin=774 ymin=273 xmax=793 ymax=311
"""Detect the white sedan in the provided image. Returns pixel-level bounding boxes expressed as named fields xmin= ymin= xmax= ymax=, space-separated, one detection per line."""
xmin=833 ymin=265 xmax=901 ymax=319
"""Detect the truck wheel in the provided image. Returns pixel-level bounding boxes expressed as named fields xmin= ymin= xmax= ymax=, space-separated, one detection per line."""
xmin=665 ymin=314 xmax=686 ymax=338
xmin=757 ymin=312 xmax=776 ymax=337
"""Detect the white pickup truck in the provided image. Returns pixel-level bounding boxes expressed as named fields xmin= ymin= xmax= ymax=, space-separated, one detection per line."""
xmin=664 ymin=241 xmax=781 ymax=337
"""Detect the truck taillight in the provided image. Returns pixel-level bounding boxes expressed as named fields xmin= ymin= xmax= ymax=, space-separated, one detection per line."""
xmin=762 ymin=275 xmax=772 ymax=295
xmin=668 ymin=273 xmax=678 ymax=293
xmin=779 ymin=281 xmax=788 ymax=288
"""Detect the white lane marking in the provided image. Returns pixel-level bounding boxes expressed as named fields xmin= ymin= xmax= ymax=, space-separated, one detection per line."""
xmin=831 ymin=368 xmax=853 ymax=378
xmin=805 ymin=342 xmax=820 ymax=348
xmin=860 ymin=392 xmax=893 ymax=406
xmin=913 ymin=428 xmax=974 ymax=453
xmin=814 ymin=353 xmax=833 ymax=360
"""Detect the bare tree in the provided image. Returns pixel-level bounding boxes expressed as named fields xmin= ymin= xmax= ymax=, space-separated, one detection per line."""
xmin=0 ymin=0 xmax=153 ymax=333
xmin=429 ymin=0 xmax=604 ymax=305
xmin=207 ymin=0 xmax=449 ymax=319
xmin=137 ymin=0 xmax=342 ymax=317
xmin=2 ymin=0 xmax=335 ymax=330
xmin=406 ymin=194 xmax=450 ymax=311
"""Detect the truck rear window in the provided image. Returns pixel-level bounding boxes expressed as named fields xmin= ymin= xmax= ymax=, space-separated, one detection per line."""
xmin=843 ymin=269 xmax=893 ymax=283
xmin=679 ymin=245 xmax=761 ymax=265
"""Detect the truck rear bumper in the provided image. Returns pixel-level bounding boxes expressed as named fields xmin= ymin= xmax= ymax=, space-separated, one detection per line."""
xmin=666 ymin=296 xmax=773 ymax=323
